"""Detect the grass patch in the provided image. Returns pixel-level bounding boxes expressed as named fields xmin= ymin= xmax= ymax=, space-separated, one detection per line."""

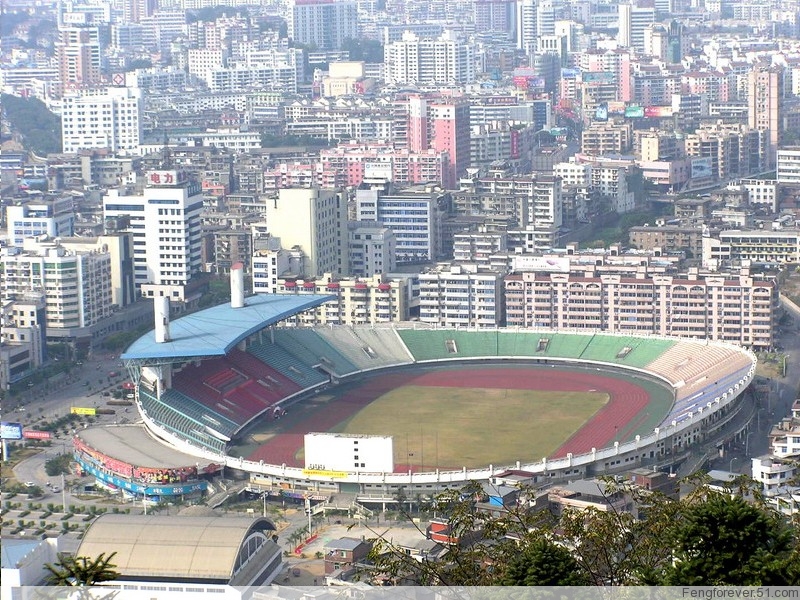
xmin=327 ymin=386 xmax=608 ymax=469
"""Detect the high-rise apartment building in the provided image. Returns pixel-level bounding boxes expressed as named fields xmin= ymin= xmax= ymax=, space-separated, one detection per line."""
xmin=56 ymin=26 xmax=101 ymax=90
xmin=516 ymin=0 xmax=554 ymax=53
xmin=617 ymin=3 xmax=655 ymax=52
xmin=419 ymin=263 xmax=504 ymax=328
xmin=103 ymin=170 xmax=203 ymax=302
xmin=348 ymin=222 xmax=396 ymax=277
xmin=124 ymin=0 xmax=157 ymax=23
xmin=474 ymin=0 xmax=517 ymax=38
xmin=355 ymin=186 xmax=449 ymax=264
xmin=287 ymin=0 xmax=357 ymax=51
xmin=265 ymin=188 xmax=349 ymax=277
xmin=516 ymin=0 xmax=537 ymax=53
xmin=271 ymin=273 xmax=407 ymax=325
xmin=455 ymin=170 xmax=563 ymax=231
xmin=1 ymin=242 xmax=112 ymax=330
xmin=407 ymin=96 xmax=471 ymax=186
xmin=748 ymin=63 xmax=784 ymax=169
xmin=384 ymin=32 xmax=476 ymax=87
xmin=61 ymin=87 xmax=143 ymax=154
xmin=504 ymin=262 xmax=775 ymax=348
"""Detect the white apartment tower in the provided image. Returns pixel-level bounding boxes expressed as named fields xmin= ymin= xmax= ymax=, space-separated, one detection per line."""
xmin=384 ymin=32 xmax=476 ymax=86
xmin=265 ymin=188 xmax=349 ymax=277
xmin=517 ymin=0 xmax=537 ymax=53
xmin=617 ymin=3 xmax=655 ymax=52
xmin=103 ymin=170 xmax=203 ymax=302
xmin=419 ymin=263 xmax=504 ymax=328
xmin=516 ymin=0 xmax=554 ymax=54
xmin=1 ymin=242 xmax=112 ymax=330
xmin=61 ymin=87 xmax=143 ymax=154
xmin=288 ymin=0 xmax=357 ymax=51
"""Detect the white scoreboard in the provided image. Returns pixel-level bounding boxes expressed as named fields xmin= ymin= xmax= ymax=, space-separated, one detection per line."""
xmin=304 ymin=433 xmax=394 ymax=474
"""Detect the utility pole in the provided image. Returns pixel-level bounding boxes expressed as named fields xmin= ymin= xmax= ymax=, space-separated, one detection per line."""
xmin=305 ymin=496 xmax=312 ymax=536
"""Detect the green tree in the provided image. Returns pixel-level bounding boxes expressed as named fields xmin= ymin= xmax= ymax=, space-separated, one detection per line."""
xmin=1 ymin=93 xmax=61 ymax=155
xmin=44 ymin=453 xmax=72 ymax=477
xmin=557 ymin=480 xmax=680 ymax=585
xmin=44 ymin=552 xmax=119 ymax=586
xmin=663 ymin=493 xmax=798 ymax=585
xmin=366 ymin=477 xmax=800 ymax=586
xmin=500 ymin=538 xmax=589 ymax=585
xmin=340 ymin=38 xmax=384 ymax=63
xmin=369 ymin=482 xmax=554 ymax=585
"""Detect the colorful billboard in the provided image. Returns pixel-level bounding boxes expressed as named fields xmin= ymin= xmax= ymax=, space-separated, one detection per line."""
xmin=625 ymin=105 xmax=645 ymax=118
xmin=691 ymin=157 xmax=714 ymax=179
xmin=78 ymin=460 xmax=206 ymax=496
xmin=582 ymin=71 xmax=615 ymax=84
xmin=512 ymin=255 xmax=571 ymax=273
xmin=607 ymin=101 xmax=626 ymax=115
xmin=594 ymin=103 xmax=609 ymax=122
xmin=561 ymin=68 xmax=580 ymax=79
xmin=71 ymin=407 xmax=97 ymax=416
xmin=23 ymin=430 xmax=52 ymax=440
xmin=644 ymin=106 xmax=674 ymax=118
xmin=1 ymin=422 xmax=23 ymax=440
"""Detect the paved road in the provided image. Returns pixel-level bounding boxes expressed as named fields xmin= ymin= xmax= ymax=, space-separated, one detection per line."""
xmin=7 ymin=351 xmax=134 ymax=504
xmin=707 ymin=315 xmax=800 ymax=475
xmin=7 ymin=352 xmax=127 ymax=424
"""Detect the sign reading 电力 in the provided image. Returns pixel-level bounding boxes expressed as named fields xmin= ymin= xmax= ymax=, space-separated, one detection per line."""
xmin=147 ymin=170 xmax=187 ymax=186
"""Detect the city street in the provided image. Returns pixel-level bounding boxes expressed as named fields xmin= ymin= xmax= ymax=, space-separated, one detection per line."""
xmin=6 ymin=352 xmax=127 ymax=423
xmin=6 ymin=351 xmax=134 ymax=503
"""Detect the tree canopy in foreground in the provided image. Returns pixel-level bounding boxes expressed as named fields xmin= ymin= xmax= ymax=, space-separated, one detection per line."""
xmin=366 ymin=477 xmax=800 ymax=586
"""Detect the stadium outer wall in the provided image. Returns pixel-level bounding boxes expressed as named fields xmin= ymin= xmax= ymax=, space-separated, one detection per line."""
xmin=134 ymin=332 xmax=758 ymax=497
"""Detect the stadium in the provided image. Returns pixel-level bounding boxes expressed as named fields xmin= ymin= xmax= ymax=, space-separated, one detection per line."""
xmin=75 ymin=271 xmax=757 ymax=505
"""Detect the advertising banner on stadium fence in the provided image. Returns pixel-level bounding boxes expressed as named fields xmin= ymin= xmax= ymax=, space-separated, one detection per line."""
xmin=78 ymin=460 xmax=206 ymax=496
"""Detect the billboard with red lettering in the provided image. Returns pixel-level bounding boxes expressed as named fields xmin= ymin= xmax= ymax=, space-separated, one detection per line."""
xmin=644 ymin=106 xmax=674 ymax=118
xmin=147 ymin=170 xmax=187 ymax=186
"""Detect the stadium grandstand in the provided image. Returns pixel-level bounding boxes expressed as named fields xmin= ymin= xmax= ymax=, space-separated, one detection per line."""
xmin=104 ymin=266 xmax=756 ymax=503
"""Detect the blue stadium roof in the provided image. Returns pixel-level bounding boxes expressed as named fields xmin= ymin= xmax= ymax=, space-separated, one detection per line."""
xmin=121 ymin=294 xmax=335 ymax=361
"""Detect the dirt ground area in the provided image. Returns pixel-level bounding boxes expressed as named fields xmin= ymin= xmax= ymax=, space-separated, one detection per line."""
xmin=279 ymin=519 xmax=428 ymax=584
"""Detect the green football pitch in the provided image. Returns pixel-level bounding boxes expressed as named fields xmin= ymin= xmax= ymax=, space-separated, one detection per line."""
xmin=326 ymin=385 xmax=609 ymax=469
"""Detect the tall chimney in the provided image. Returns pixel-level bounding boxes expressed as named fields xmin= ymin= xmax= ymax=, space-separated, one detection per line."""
xmin=231 ymin=262 xmax=245 ymax=308
xmin=154 ymin=295 xmax=170 ymax=343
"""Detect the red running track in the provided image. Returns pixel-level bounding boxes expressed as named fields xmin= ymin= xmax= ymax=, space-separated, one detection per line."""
xmin=246 ymin=367 xmax=650 ymax=468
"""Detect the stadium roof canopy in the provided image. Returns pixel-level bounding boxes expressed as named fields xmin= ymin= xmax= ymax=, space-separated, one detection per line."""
xmin=121 ymin=293 xmax=335 ymax=361
xmin=77 ymin=514 xmax=276 ymax=582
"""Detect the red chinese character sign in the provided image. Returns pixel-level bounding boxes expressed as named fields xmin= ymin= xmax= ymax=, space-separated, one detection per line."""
xmin=147 ymin=170 xmax=187 ymax=186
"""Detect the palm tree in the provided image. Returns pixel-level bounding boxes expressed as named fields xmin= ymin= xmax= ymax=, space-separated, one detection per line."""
xmin=44 ymin=552 xmax=119 ymax=586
